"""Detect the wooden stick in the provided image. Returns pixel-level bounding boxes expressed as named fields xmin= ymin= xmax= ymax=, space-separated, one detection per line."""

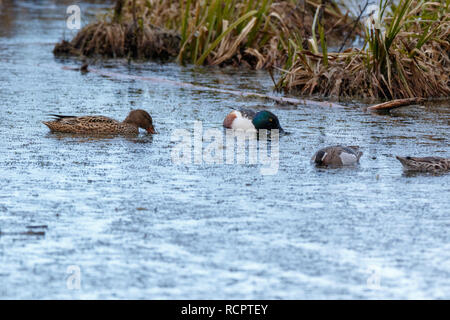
xmin=0 ymin=231 xmax=45 ymax=236
xmin=367 ymin=97 xmax=426 ymax=111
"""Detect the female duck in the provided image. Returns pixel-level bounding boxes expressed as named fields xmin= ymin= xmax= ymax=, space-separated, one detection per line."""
xmin=43 ymin=109 xmax=156 ymax=135
xmin=312 ymin=145 xmax=363 ymax=166
xmin=223 ymin=108 xmax=284 ymax=133
xmin=396 ymin=156 xmax=450 ymax=173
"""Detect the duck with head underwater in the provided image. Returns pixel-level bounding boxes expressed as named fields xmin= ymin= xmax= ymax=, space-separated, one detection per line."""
xmin=312 ymin=145 xmax=363 ymax=167
xmin=223 ymin=108 xmax=285 ymax=134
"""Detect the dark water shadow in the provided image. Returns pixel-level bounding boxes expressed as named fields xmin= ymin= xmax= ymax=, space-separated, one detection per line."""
xmin=44 ymin=132 xmax=154 ymax=144
xmin=401 ymin=170 xmax=449 ymax=178
xmin=312 ymin=163 xmax=361 ymax=172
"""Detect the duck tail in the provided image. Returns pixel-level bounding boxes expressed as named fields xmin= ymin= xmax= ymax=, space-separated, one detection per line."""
xmin=47 ymin=114 xmax=75 ymax=120
xmin=357 ymin=151 xmax=363 ymax=161
xmin=42 ymin=121 xmax=56 ymax=131
xmin=396 ymin=156 xmax=410 ymax=169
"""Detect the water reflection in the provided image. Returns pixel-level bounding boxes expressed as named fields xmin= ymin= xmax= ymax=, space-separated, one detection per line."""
xmin=45 ymin=132 xmax=154 ymax=144
xmin=402 ymin=170 xmax=449 ymax=178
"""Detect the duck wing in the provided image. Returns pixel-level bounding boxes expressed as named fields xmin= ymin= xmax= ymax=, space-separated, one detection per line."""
xmin=406 ymin=156 xmax=445 ymax=162
xmin=342 ymin=146 xmax=363 ymax=160
xmin=49 ymin=115 xmax=117 ymax=125
xmin=237 ymin=108 xmax=257 ymax=120
xmin=43 ymin=114 xmax=121 ymax=133
xmin=48 ymin=114 xmax=76 ymax=119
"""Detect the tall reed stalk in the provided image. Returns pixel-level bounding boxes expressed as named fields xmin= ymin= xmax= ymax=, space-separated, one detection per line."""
xmin=277 ymin=0 xmax=450 ymax=99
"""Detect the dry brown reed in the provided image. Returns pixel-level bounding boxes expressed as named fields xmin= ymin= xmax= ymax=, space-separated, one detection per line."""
xmin=277 ymin=0 xmax=450 ymax=99
xmin=54 ymin=0 xmax=356 ymax=68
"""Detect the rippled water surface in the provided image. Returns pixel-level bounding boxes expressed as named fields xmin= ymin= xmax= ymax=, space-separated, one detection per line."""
xmin=1 ymin=0 xmax=449 ymax=299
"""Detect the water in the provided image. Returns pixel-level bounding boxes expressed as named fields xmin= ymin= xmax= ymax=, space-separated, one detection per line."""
xmin=0 ymin=0 xmax=449 ymax=299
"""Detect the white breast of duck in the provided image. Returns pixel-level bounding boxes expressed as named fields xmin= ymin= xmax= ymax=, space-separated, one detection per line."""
xmin=223 ymin=110 xmax=256 ymax=130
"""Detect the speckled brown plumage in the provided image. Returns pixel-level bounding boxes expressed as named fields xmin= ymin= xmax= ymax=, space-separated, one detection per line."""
xmin=396 ymin=156 xmax=450 ymax=173
xmin=43 ymin=109 xmax=156 ymax=135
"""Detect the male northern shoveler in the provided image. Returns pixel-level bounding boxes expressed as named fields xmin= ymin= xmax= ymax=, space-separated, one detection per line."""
xmin=312 ymin=145 xmax=363 ymax=166
xmin=223 ymin=108 xmax=284 ymax=133
xmin=396 ymin=156 xmax=450 ymax=173
xmin=43 ymin=109 xmax=156 ymax=135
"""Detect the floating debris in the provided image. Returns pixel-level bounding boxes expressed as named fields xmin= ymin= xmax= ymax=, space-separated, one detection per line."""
xmin=0 ymin=225 xmax=47 ymax=237
xmin=0 ymin=230 xmax=45 ymax=237
xmin=367 ymin=97 xmax=426 ymax=112
xmin=26 ymin=225 xmax=48 ymax=229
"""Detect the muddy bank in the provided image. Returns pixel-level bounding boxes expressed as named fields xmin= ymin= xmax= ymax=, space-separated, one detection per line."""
xmin=54 ymin=21 xmax=180 ymax=60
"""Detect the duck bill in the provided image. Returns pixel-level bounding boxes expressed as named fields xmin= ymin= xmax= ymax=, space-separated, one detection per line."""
xmin=147 ymin=126 xmax=157 ymax=134
xmin=278 ymin=127 xmax=289 ymax=135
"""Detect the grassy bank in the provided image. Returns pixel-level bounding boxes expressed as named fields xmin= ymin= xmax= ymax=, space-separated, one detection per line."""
xmin=54 ymin=0 xmax=449 ymax=100
xmin=276 ymin=0 xmax=450 ymax=99
xmin=54 ymin=0 xmax=356 ymax=69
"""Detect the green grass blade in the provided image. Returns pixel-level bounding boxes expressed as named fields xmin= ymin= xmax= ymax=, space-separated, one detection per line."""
xmin=196 ymin=9 xmax=258 ymax=65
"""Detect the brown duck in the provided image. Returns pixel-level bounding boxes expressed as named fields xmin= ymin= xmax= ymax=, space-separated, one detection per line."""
xmin=396 ymin=156 xmax=450 ymax=173
xmin=43 ymin=109 xmax=156 ymax=135
xmin=312 ymin=145 xmax=363 ymax=166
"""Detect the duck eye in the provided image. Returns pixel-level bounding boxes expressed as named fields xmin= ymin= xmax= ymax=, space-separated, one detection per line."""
xmin=269 ymin=118 xmax=273 ymax=122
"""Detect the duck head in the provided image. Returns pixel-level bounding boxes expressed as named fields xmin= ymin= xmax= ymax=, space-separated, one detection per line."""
xmin=124 ymin=109 xmax=156 ymax=134
xmin=252 ymin=110 xmax=284 ymax=133
xmin=312 ymin=150 xmax=329 ymax=166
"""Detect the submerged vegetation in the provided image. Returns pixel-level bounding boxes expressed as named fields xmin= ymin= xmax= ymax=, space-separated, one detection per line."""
xmin=54 ymin=0 xmax=355 ymax=68
xmin=276 ymin=0 xmax=450 ymax=99
xmin=54 ymin=0 xmax=449 ymax=100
